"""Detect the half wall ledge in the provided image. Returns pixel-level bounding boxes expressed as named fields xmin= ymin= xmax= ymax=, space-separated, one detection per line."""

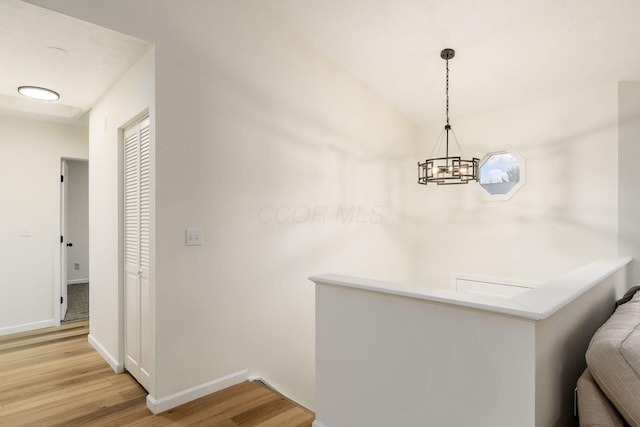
xmin=310 ymin=256 xmax=631 ymax=321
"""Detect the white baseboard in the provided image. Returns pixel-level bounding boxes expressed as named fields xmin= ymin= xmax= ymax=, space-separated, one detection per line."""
xmin=67 ymin=279 xmax=89 ymax=285
xmin=0 ymin=319 xmax=56 ymax=336
xmin=312 ymin=421 xmax=329 ymax=427
xmin=146 ymin=369 xmax=249 ymax=414
xmin=87 ymin=334 xmax=124 ymax=374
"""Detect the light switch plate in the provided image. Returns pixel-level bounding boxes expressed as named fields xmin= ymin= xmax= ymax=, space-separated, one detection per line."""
xmin=185 ymin=228 xmax=202 ymax=246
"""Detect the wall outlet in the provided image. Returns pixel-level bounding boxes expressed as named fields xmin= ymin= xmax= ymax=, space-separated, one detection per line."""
xmin=74 ymin=263 xmax=80 ymax=270
xmin=185 ymin=228 xmax=203 ymax=246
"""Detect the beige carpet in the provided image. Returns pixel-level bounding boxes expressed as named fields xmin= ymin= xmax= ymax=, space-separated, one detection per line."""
xmin=63 ymin=283 xmax=89 ymax=322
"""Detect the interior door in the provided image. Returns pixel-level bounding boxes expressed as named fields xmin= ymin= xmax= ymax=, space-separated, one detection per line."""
xmin=60 ymin=160 xmax=68 ymax=320
xmin=124 ymin=117 xmax=151 ymax=390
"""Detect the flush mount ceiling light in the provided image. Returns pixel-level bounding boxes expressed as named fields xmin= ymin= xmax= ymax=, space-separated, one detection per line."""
xmin=18 ymin=85 xmax=60 ymax=101
xmin=418 ymin=49 xmax=479 ymax=185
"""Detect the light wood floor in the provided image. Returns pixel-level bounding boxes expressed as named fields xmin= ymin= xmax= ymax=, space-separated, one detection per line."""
xmin=0 ymin=321 xmax=314 ymax=426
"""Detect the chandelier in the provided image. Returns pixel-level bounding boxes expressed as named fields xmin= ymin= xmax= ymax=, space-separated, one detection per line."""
xmin=418 ymin=49 xmax=479 ymax=185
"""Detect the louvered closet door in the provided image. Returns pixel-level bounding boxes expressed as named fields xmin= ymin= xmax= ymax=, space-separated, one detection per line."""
xmin=124 ymin=116 xmax=151 ymax=390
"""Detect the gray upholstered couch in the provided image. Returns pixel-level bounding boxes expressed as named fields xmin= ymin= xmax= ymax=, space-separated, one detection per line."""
xmin=577 ymin=291 xmax=640 ymax=426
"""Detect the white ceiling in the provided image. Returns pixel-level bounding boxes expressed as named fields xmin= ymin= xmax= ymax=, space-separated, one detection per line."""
xmin=0 ymin=0 xmax=150 ymax=126
xmin=7 ymin=1 xmax=640 ymax=127
xmin=261 ymin=0 xmax=640 ymax=124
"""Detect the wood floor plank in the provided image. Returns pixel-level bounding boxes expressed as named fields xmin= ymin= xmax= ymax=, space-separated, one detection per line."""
xmin=157 ymin=386 xmax=279 ymax=425
xmin=0 ymin=322 xmax=314 ymax=426
xmin=254 ymin=407 xmax=314 ymax=427
xmin=0 ymin=322 xmax=87 ymax=341
xmin=0 ymin=320 xmax=88 ymax=344
xmin=231 ymin=396 xmax=292 ymax=426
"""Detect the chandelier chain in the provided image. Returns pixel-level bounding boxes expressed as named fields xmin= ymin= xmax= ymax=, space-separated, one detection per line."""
xmin=445 ymin=58 xmax=450 ymax=126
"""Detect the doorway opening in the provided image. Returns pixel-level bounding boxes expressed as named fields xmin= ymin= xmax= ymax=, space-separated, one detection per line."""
xmin=60 ymin=158 xmax=89 ymax=323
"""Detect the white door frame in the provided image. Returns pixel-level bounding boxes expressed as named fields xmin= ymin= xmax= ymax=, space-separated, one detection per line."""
xmin=54 ymin=155 xmax=88 ymax=325
xmin=60 ymin=159 xmax=69 ymax=321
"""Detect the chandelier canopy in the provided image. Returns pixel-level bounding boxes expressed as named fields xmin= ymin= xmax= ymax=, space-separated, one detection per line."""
xmin=418 ymin=49 xmax=479 ymax=185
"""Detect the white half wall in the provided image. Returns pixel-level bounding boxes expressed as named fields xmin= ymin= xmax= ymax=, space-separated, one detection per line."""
xmin=414 ymin=83 xmax=619 ymax=287
xmin=66 ymin=159 xmax=89 ymax=283
xmin=315 ymin=283 xmax=536 ymax=427
xmin=0 ymin=115 xmax=87 ymax=333
xmin=312 ymin=258 xmax=629 ymax=427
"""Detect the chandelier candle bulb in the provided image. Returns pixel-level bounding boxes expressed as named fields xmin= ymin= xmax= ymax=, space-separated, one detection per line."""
xmin=418 ymin=48 xmax=479 ymax=186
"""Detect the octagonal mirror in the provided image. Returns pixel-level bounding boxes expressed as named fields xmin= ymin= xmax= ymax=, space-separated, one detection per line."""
xmin=477 ymin=151 xmax=525 ymax=200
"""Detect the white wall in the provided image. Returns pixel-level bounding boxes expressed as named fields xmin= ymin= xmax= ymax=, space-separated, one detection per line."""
xmin=31 ymin=0 xmax=417 ymax=408
xmin=414 ymin=83 xmax=619 ymax=287
xmin=618 ymin=81 xmax=640 ymax=284
xmin=0 ymin=115 xmax=87 ymax=334
xmin=66 ymin=159 xmax=89 ymax=283
xmin=87 ymin=48 xmax=155 ymax=380
xmin=153 ymin=3 xmax=416 ymax=407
